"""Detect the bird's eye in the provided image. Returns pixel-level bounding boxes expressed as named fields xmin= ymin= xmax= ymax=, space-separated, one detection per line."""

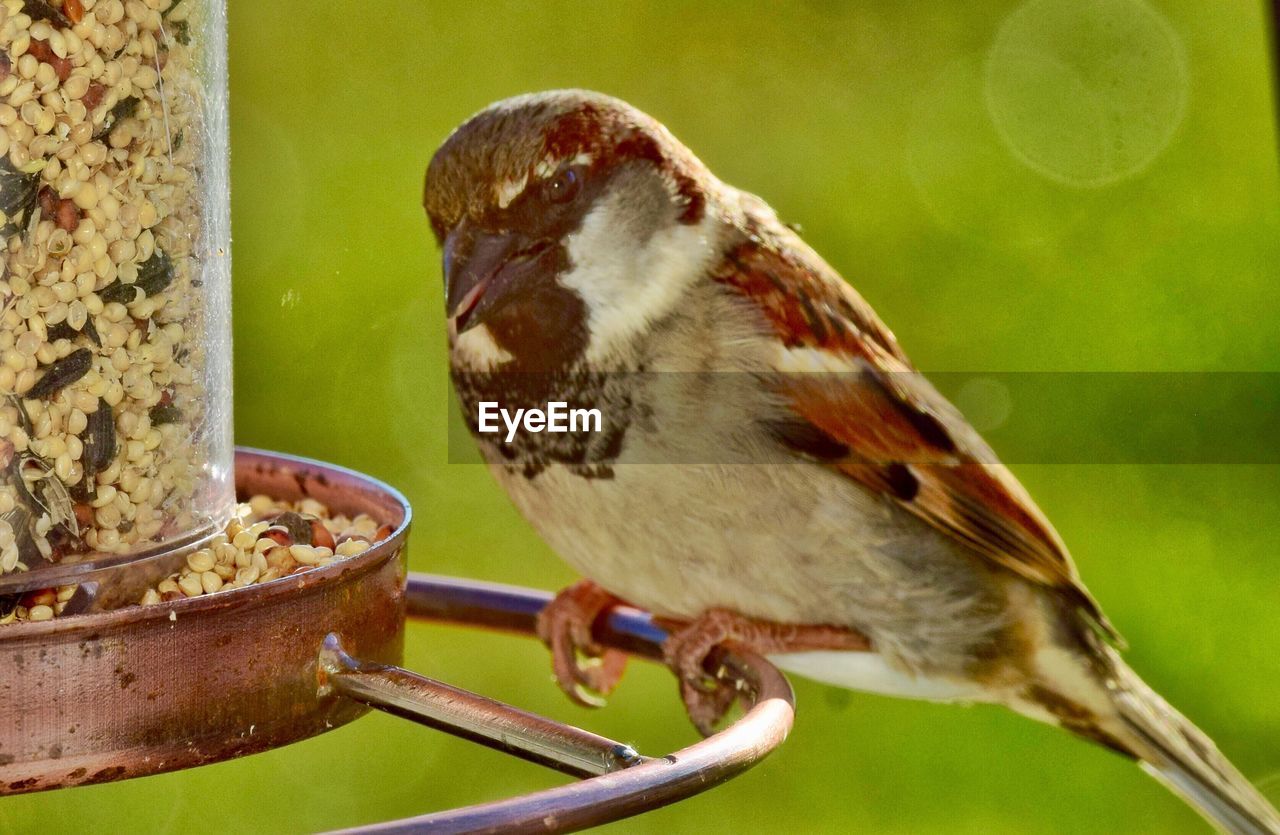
xmin=544 ymin=167 xmax=581 ymax=204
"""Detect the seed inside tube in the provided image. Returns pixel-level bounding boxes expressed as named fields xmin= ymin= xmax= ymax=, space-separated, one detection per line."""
xmin=1 ymin=0 xmax=233 ymax=588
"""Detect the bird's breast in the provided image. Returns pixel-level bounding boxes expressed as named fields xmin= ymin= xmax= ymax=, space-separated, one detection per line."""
xmin=489 ymin=433 xmax=1011 ymax=679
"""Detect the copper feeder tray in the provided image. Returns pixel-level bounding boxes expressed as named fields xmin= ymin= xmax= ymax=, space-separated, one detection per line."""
xmin=0 ymin=448 xmax=795 ymax=833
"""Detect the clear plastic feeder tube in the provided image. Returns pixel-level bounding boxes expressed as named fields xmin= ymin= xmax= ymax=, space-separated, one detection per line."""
xmin=0 ymin=0 xmax=232 ymax=599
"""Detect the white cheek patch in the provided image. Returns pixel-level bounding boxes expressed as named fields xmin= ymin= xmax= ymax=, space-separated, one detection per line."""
xmin=560 ymin=200 xmax=720 ymax=364
xmin=495 ymin=176 xmax=528 ymax=209
xmin=451 ymin=324 xmax=513 ymax=371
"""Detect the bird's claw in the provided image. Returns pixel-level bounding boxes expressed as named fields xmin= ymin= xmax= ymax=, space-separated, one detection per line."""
xmin=661 ymin=608 xmax=873 ymax=736
xmin=679 ymin=676 xmax=745 ymax=736
xmin=536 ymin=579 xmax=629 ymax=708
xmin=660 ymin=609 xmax=753 ymax=735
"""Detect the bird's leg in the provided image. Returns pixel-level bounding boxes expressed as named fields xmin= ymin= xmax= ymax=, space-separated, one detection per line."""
xmin=659 ymin=609 xmax=872 ymax=736
xmin=536 ymin=579 xmax=630 ymax=708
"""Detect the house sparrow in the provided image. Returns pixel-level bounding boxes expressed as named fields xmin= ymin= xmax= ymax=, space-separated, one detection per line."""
xmin=423 ymin=90 xmax=1280 ymax=834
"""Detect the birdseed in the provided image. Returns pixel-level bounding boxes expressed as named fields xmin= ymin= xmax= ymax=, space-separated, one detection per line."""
xmin=0 ymin=493 xmax=393 ymax=622
xmin=0 ymin=0 xmax=231 ymax=582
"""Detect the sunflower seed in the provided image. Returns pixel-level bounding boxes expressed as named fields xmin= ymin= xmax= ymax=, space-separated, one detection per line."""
xmin=20 ymin=1 xmax=70 ymax=26
xmin=98 ymin=250 xmax=174 ymax=305
xmin=81 ymin=401 xmax=116 ymax=476
xmin=92 ymin=95 xmax=139 ymax=141
xmin=147 ymin=403 xmax=181 ymax=425
xmin=271 ymin=511 xmax=313 ymax=546
xmin=0 ymin=159 xmax=40 ymax=238
xmin=27 ymin=348 xmax=93 ymax=399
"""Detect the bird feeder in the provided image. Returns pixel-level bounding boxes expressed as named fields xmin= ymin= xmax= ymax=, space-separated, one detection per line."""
xmin=0 ymin=448 xmax=796 ymax=831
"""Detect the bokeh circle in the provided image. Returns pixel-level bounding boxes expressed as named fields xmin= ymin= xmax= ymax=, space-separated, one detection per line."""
xmin=985 ymin=0 xmax=1188 ymax=188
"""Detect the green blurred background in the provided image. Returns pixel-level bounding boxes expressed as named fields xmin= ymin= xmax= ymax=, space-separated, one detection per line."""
xmin=4 ymin=0 xmax=1279 ymax=831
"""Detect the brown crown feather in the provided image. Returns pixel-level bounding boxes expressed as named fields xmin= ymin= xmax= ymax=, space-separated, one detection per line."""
xmin=424 ymin=89 xmax=709 ymax=240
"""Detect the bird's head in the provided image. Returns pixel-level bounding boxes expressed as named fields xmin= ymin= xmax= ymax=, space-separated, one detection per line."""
xmin=425 ymin=90 xmax=722 ymax=370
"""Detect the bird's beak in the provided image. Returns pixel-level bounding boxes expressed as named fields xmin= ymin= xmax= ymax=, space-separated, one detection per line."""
xmin=443 ymin=222 xmax=551 ymax=335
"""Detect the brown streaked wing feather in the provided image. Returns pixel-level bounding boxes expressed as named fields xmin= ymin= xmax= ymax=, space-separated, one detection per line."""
xmin=717 ymin=221 xmax=909 ymax=365
xmin=711 ymin=223 xmax=1116 ymax=639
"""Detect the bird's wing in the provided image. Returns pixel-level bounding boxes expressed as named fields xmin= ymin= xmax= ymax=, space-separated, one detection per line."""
xmin=711 ymin=215 xmax=1116 ymax=639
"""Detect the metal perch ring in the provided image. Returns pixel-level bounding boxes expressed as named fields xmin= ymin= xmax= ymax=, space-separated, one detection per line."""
xmin=331 ymin=574 xmax=796 ymax=834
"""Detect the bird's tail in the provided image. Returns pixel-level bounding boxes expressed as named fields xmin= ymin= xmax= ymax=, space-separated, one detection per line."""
xmin=1104 ymin=661 xmax=1280 ymax=835
xmin=1025 ymin=644 xmax=1280 ymax=835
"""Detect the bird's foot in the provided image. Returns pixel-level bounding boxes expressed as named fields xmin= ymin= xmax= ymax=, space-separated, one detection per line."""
xmin=659 ymin=609 xmax=871 ymax=736
xmin=536 ymin=579 xmax=629 ymax=708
